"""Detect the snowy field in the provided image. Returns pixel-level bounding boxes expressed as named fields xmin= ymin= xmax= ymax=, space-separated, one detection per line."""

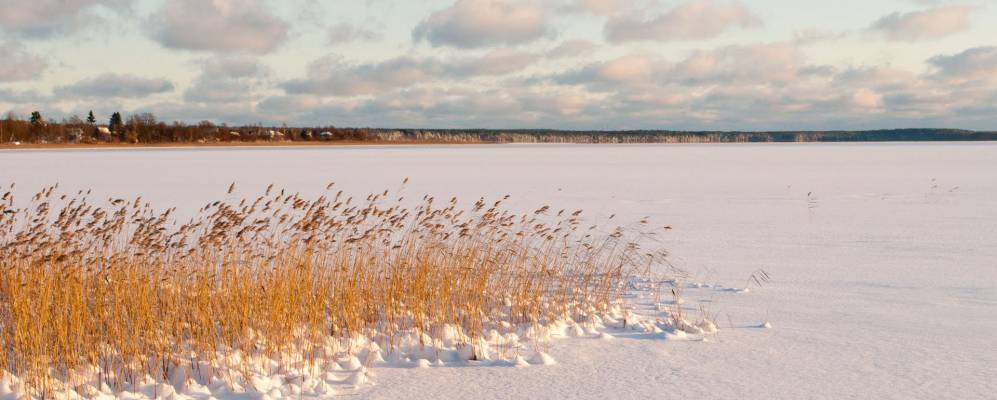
xmin=1 ymin=143 xmax=995 ymax=399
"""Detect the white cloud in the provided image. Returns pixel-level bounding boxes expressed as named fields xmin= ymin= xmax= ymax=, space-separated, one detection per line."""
xmin=594 ymin=55 xmax=658 ymax=83
xmin=282 ymin=51 xmax=544 ymax=96
xmin=564 ymin=0 xmax=642 ymax=16
xmin=848 ymin=88 xmax=885 ymax=110
xmin=557 ymin=42 xmax=815 ymax=89
xmin=185 ymin=56 xmax=270 ymax=104
xmin=670 ymin=42 xmax=807 ymax=85
xmin=540 ymin=40 xmax=997 ymax=129
xmin=413 ymin=0 xmax=550 ymax=48
xmin=327 ymin=23 xmax=382 ymax=44
xmin=446 ymin=49 xmax=541 ymax=76
xmin=54 ymin=74 xmax=175 ymax=98
xmin=257 ymin=95 xmax=324 ymax=117
xmin=546 ymin=39 xmax=598 ymax=59
xmin=200 ymin=56 xmax=266 ymax=79
xmin=833 ymin=66 xmax=920 ymax=91
xmin=184 ymin=80 xmax=257 ymax=104
xmin=282 ymin=56 xmax=441 ymax=96
xmin=514 ymin=85 xmax=604 ymax=117
xmin=555 ymin=54 xmax=662 ymax=88
xmin=604 ymin=0 xmax=761 ymax=43
xmin=0 ymin=0 xmax=130 ymax=38
xmin=149 ymin=0 xmax=289 ymax=53
xmin=871 ymin=6 xmax=972 ymax=41
xmin=0 ymin=41 xmax=47 ymax=82
xmin=4 ymin=0 xmax=997 ymax=130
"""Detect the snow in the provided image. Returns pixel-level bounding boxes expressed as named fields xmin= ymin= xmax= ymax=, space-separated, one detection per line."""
xmin=1 ymin=142 xmax=995 ymax=399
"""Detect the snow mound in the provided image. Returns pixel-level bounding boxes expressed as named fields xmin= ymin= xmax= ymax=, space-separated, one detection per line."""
xmin=0 ymin=272 xmax=740 ymax=399
xmin=529 ymin=352 xmax=557 ymax=366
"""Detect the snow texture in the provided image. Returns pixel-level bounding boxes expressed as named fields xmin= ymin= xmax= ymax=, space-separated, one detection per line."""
xmin=1 ymin=142 xmax=994 ymax=399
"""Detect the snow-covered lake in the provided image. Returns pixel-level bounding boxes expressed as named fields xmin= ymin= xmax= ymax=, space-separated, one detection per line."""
xmin=1 ymin=143 xmax=994 ymax=399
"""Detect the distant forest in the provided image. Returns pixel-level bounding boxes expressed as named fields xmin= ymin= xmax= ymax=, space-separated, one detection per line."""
xmin=2 ymin=110 xmax=995 ymax=145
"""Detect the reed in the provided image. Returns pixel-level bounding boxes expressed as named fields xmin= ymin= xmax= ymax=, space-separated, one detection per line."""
xmin=0 ymin=181 xmax=670 ymax=396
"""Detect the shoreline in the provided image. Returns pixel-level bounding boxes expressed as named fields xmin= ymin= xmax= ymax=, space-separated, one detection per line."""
xmin=3 ymin=139 xmax=997 ymax=151
xmin=0 ymin=140 xmax=481 ymax=150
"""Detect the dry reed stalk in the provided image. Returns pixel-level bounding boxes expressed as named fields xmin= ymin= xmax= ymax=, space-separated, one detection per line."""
xmin=0 ymin=182 xmax=671 ymax=396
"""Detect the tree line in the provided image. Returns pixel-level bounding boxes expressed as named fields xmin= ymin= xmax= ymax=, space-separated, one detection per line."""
xmin=2 ymin=110 xmax=995 ymax=145
xmin=0 ymin=110 xmax=368 ymax=144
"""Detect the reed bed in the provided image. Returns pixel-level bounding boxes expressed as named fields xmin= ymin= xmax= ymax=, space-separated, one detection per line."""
xmin=0 ymin=182 xmax=671 ymax=397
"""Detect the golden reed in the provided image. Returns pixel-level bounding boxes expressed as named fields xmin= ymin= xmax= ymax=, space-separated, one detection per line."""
xmin=0 ymin=181 xmax=669 ymax=396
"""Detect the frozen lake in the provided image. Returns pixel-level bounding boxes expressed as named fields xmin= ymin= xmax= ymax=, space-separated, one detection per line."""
xmin=1 ymin=143 xmax=995 ymax=399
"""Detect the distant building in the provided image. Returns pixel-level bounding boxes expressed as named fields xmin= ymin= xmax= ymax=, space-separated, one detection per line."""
xmin=266 ymin=130 xmax=285 ymax=140
xmin=96 ymin=126 xmax=112 ymax=141
xmin=319 ymin=131 xmax=333 ymax=140
xmin=66 ymin=128 xmax=84 ymax=143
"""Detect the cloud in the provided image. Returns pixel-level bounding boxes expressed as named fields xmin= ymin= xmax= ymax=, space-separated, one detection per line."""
xmin=539 ymin=39 xmax=991 ymax=129
xmin=514 ymin=85 xmax=603 ymax=117
xmin=185 ymin=56 xmax=270 ymax=103
xmin=560 ymin=54 xmax=659 ymax=86
xmin=556 ymin=42 xmax=816 ymax=89
xmin=149 ymin=0 xmax=289 ymax=53
xmin=0 ymin=0 xmax=130 ymax=38
xmin=357 ymin=87 xmax=487 ymax=114
xmin=6 ymin=0 xmax=997 ymax=132
xmin=184 ymin=80 xmax=256 ymax=104
xmin=670 ymin=42 xmax=808 ymax=85
xmin=0 ymin=41 xmax=47 ymax=82
xmin=871 ymin=6 xmax=971 ymax=41
xmin=54 ymin=73 xmax=175 ymax=98
xmin=260 ymin=84 xmax=605 ymax=128
xmin=282 ymin=51 xmax=543 ymax=96
xmin=833 ymin=66 xmax=919 ymax=91
xmin=282 ymin=56 xmax=442 ymax=96
xmin=200 ymin=55 xmax=266 ymax=79
xmin=0 ymin=88 xmax=46 ymax=104
xmin=604 ymin=0 xmax=761 ymax=43
xmin=928 ymin=46 xmax=997 ymax=84
xmin=446 ymin=49 xmax=541 ymax=76
xmin=347 ymin=86 xmax=528 ymax=127
xmin=132 ymin=101 xmax=261 ymax=125
xmin=846 ymin=88 xmax=884 ymax=110
xmin=277 ymin=67 xmax=989 ymax=130
xmin=413 ymin=0 xmax=549 ymax=48
xmin=563 ymin=0 xmax=643 ymax=16
xmin=546 ymin=39 xmax=598 ymax=59
xmin=257 ymin=95 xmax=324 ymax=117
xmin=327 ymin=22 xmax=382 ymax=44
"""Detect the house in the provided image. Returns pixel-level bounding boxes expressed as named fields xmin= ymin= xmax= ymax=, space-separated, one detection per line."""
xmin=96 ymin=126 xmax=113 ymax=141
xmin=265 ymin=130 xmax=285 ymax=140
xmin=66 ymin=128 xmax=84 ymax=143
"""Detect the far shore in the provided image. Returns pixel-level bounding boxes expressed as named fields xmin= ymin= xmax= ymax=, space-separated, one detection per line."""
xmin=5 ymin=139 xmax=997 ymax=151
xmin=0 ymin=140 xmax=484 ymax=150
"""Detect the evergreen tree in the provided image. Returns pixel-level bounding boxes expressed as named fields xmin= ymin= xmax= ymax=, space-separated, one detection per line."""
xmin=29 ymin=111 xmax=44 ymax=126
xmin=87 ymin=110 xmax=96 ymax=125
xmin=109 ymin=112 xmax=123 ymax=131
xmin=109 ymin=112 xmax=124 ymax=141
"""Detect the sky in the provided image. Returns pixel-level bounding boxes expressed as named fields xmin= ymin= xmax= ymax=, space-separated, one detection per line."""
xmin=1 ymin=0 xmax=996 ymax=130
